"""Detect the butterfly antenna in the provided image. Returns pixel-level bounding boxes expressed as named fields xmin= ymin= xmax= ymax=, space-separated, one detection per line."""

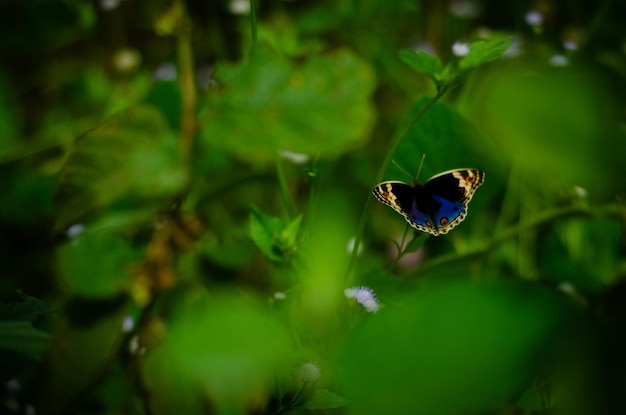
xmin=415 ymin=154 xmax=426 ymax=180
xmin=391 ymin=160 xmax=415 ymax=181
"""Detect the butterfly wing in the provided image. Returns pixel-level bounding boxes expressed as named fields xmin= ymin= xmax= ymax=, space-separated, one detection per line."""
xmin=372 ymin=181 xmax=438 ymax=235
xmin=423 ymin=169 xmax=485 ymax=235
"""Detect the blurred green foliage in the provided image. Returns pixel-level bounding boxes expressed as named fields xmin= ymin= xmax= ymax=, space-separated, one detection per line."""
xmin=0 ymin=0 xmax=625 ymax=414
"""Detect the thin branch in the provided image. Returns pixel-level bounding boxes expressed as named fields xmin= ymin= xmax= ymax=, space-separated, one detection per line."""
xmin=177 ymin=1 xmax=197 ymax=155
xmin=406 ymin=203 xmax=621 ymax=276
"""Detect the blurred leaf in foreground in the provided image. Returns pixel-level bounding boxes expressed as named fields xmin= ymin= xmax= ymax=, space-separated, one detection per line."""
xmin=463 ymin=61 xmax=625 ymax=197
xmin=339 ymin=278 xmax=575 ymax=414
xmin=199 ymin=44 xmax=376 ymax=162
xmin=143 ymin=294 xmax=294 ymax=415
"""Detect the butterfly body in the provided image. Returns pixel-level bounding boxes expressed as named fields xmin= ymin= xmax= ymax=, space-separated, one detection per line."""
xmin=373 ymin=169 xmax=485 ymax=236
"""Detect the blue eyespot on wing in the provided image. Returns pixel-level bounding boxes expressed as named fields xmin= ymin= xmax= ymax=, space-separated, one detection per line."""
xmin=424 ymin=169 xmax=485 ymax=234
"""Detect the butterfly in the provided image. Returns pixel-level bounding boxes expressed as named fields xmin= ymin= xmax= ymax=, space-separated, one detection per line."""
xmin=372 ymin=169 xmax=485 ymax=236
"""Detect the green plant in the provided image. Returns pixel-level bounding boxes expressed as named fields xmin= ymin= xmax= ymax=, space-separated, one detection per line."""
xmin=1 ymin=1 xmax=625 ymax=414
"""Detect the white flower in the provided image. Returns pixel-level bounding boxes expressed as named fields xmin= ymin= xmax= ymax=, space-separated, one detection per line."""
xmin=229 ymin=0 xmax=250 ymax=15
xmin=66 ymin=224 xmax=85 ymax=238
xmin=274 ymin=291 xmax=286 ymax=300
xmin=525 ymin=10 xmax=543 ymax=26
xmin=297 ymin=362 xmax=321 ymax=383
xmin=121 ymin=315 xmax=135 ymax=333
xmin=452 ymin=41 xmax=471 ymax=57
xmin=345 ymin=286 xmax=380 ymax=313
xmin=563 ymin=40 xmax=579 ymax=51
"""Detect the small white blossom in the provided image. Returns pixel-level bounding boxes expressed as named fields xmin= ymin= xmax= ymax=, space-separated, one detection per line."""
xmin=452 ymin=41 xmax=471 ymax=57
xmin=563 ymin=40 xmax=579 ymax=51
xmin=274 ymin=291 xmax=286 ymax=300
xmin=345 ymin=286 xmax=380 ymax=313
xmin=525 ymin=10 xmax=543 ymax=26
xmin=297 ymin=362 xmax=321 ymax=383
xmin=229 ymin=0 xmax=250 ymax=15
xmin=121 ymin=315 xmax=135 ymax=333
xmin=66 ymin=224 xmax=85 ymax=238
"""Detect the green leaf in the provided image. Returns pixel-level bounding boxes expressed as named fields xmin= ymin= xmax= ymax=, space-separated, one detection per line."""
xmin=0 ymin=292 xmax=48 ymax=322
xmin=461 ymin=61 xmax=625 ymax=196
xmin=459 ymin=36 xmax=512 ymax=71
xmin=55 ymin=105 xmax=187 ymax=230
xmin=389 ymin=99 xmax=488 ymax=181
xmin=143 ymin=295 xmax=294 ymax=414
xmin=37 ymin=305 xmax=130 ymax=414
xmin=199 ymin=44 xmax=376 ymax=162
xmin=0 ymin=321 xmax=49 ymax=361
xmin=301 ymin=388 xmax=347 ymax=410
xmin=57 ymin=231 xmax=140 ymax=297
xmin=339 ymin=279 xmax=575 ymax=415
xmin=249 ymin=205 xmax=302 ymax=263
xmin=398 ymin=49 xmax=443 ymax=81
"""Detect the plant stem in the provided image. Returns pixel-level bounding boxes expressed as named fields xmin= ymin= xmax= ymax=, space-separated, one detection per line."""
xmin=249 ymin=0 xmax=258 ymax=53
xmin=346 ymin=90 xmax=446 ymax=282
xmin=177 ymin=1 xmax=197 ymax=155
xmin=406 ymin=203 xmax=621 ymax=276
xmin=275 ymin=156 xmax=295 ymax=220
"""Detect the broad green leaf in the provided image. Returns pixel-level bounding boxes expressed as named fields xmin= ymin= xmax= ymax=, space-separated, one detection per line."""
xmin=388 ymin=99 xmax=490 ymax=183
xmin=0 ymin=293 xmax=48 ymax=322
xmin=199 ymin=45 xmax=376 ymax=162
xmin=143 ymin=295 xmax=294 ymax=415
xmin=398 ymin=49 xmax=443 ymax=82
xmin=36 ymin=305 xmax=130 ymax=414
xmin=461 ymin=61 xmax=625 ymax=196
xmin=538 ymin=218 xmax=622 ymax=291
xmin=58 ymin=231 xmax=140 ymax=297
xmin=0 ymin=321 xmax=49 ymax=360
xmin=249 ymin=205 xmax=302 ymax=263
xmin=339 ymin=278 xmax=575 ymax=415
xmin=301 ymin=388 xmax=347 ymax=410
xmin=459 ymin=37 xmax=513 ymax=70
xmin=55 ymin=105 xmax=187 ymax=230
